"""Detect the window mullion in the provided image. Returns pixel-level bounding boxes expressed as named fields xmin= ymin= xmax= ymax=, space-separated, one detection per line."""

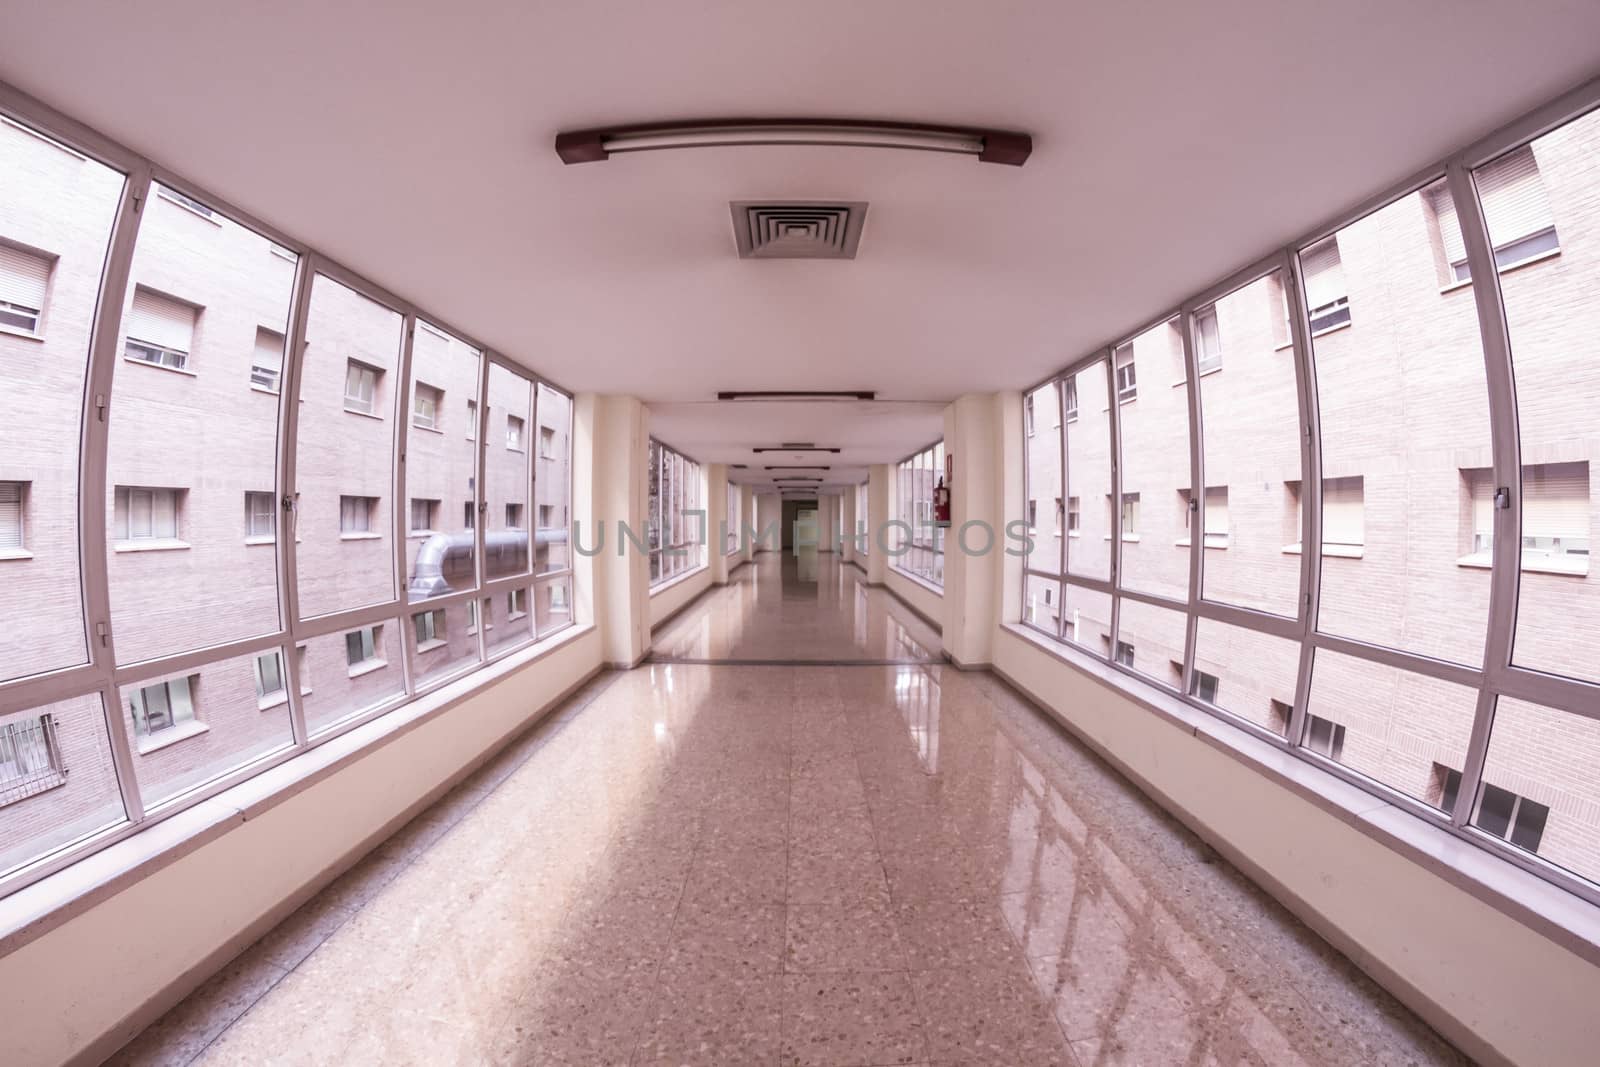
xmin=393 ymin=313 xmax=417 ymax=697
xmin=1446 ymin=158 xmax=1523 ymax=829
xmin=1285 ymin=245 xmax=1322 ymax=751
xmin=1180 ymin=303 xmax=1203 ymax=699
xmin=1055 ymin=377 xmax=1070 ymax=643
xmin=1106 ymin=355 xmax=1124 ymax=662
xmin=82 ymin=163 xmax=151 ymax=823
xmin=277 ymin=249 xmax=316 ymax=748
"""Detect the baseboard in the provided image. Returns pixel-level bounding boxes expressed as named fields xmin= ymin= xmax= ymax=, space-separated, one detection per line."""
xmin=878 ymin=580 xmax=943 ymax=636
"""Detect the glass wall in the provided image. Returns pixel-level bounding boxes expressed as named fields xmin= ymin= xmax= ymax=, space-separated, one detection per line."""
xmin=1022 ymin=97 xmax=1600 ymax=901
xmin=725 ymin=480 xmax=740 ymax=555
xmin=648 ymin=440 xmax=703 ymax=585
xmin=894 ymin=440 xmax=944 ymax=587
xmin=856 ymin=481 xmax=869 ymax=558
xmin=0 ymin=105 xmax=576 ymax=896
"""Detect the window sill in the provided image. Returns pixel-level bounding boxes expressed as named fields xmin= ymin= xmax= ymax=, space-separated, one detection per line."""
xmin=346 ymin=659 xmax=388 ymax=680
xmin=123 ymin=356 xmax=196 ymax=378
xmin=257 ymin=692 xmax=288 ymax=712
xmin=1456 ymin=552 xmax=1588 ymax=577
xmin=342 ymin=407 xmax=384 ymax=421
xmin=1103 ymin=534 xmax=1141 ymax=543
xmin=649 ymin=563 xmax=709 ymax=597
xmin=506 ymin=610 xmax=528 ymax=623
xmin=340 ymin=532 xmax=383 ymax=542
xmin=507 ymin=447 xmax=526 ymax=455
xmin=136 ymin=719 xmax=209 ymax=755
xmin=1170 ymin=364 xmax=1223 ymax=389
xmin=1273 ymin=339 xmax=1295 ymax=353
xmin=249 ymin=384 xmax=280 ymax=397
xmin=1440 ymin=247 xmax=1562 ymax=294
xmin=889 ymin=565 xmax=945 ymax=597
xmin=414 ymin=638 xmax=448 ymax=654
xmin=0 ymin=770 xmax=66 ymax=807
xmin=0 ymin=323 xmax=44 ymax=343
xmin=1309 ymin=320 xmax=1352 ymax=340
xmin=157 ymin=192 xmax=223 ymax=226
xmin=411 ymin=423 xmax=443 ymax=435
xmin=113 ymin=539 xmax=191 ymax=554
xmin=407 ymin=531 xmax=438 ymax=540
xmin=1174 ymin=538 xmax=1229 ymax=550
xmin=1281 ymin=542 xmax=1364 ymax=559
xmin=0 ymin=548 xmax=35 ymax=561
xmin=244 ymin=536 xmax=275 ymax=547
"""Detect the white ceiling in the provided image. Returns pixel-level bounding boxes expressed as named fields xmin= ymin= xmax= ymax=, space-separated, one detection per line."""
xmin=3 ymin=1 xmax=1599 ymax=468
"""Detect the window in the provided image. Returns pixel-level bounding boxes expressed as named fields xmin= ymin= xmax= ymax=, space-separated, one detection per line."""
xmin=129 ymin=676 xmax=196 ymax=737
xmin=251 ymin=327 xmax=284 ymax=392
xmin=1180 ymin=486 xmax=1229 ymax=547
xmin=345 ymin=625 xmax=382 ymax=668
xmin=1433 ymin=146 xmax=1559 ymax=283
xmin=1063 ymin=378 xmax=1078 ymax=422
xmin=649 ymin=440 xmax=705 ymax=586
xmin=124 ymin=287 xmax=196 ymax=370
xmin=506 ymin=414 xmax=524 ymax=451
xmin=1300 ymin=236 xmax=1350 ymax=333
xmin=1191 ymin=670 xmax=1220 ymax=703
xmin=412 ymin=383 xmax=442 ymax=430
xmin=1065 ymin=360 xmax=1111 ymax=581
xmin=343 ymin=360 xmax=381 ymax=415
xmin=413 ymin=609 xmax=445 ymax=648
xmin=507 ymin=503 xmax=524 ymax=529
xmin=1436 ymin=766 xmax=1549 ymax=853
xmin=540 ymin=424 xmax=555 ymax=458
xmin=1120 ymin=492 xmax=1140 ymax=537
xmin=0 ymin=481 xmax=26 ymax=551
xmin=464 ymin=501 xmax=475 ymax=529
xmin=893 ymin=441 xmax=945 ymax=586
xmin=1027 ymin=501 xmax=1038 ymax=529
xmin=537 ymin=504 xmax=552 ymax=529
xmin=113 ymin=486 xmax=182 ymax=543
xmin=1461 ymin=463 xmax=1589 ymax=574
xmin=1194 ymin=306 xmax=1222 ymax=373
xmin=466 ymin=399 xmax=477 ymax=440
xmin=1114 ymin=641 xmax=1134 ymax=667
xmin=409 ymin=498 xmax=440 ymax=534
xmin=1067 ymin=496 xmax=1080 ymax=534
xmin=1114 ymin=343 xmax=1137 ymax=401
xmin=1054 ymin=496 xmax=1064 ymax=533
xmin=0 ymin=242 xmax=50 ymax=335
xmin=156 ymin=185 xmax=215 ymax=219
xmin=245 ymin=491 xmax=276 ymax=540
xmin=507 ymin=588 xmax=527 ymax=618
xmin=468 ymin=600 xmax=494 ymax=633
xmin=253 ymin=652 xmax=285 ymax=703
xmin=1025 ymin=393 xmax=1035 ymax=436
xmin=1321 ymin=476 xmax=1364 ymax=549
xmin=0 ymin=714 xmax=63 ymax=799
xmin=1303 ymin=714 xmax=1346 ymax=761
xmin=340 ymin=495 xmax=377 ymax=535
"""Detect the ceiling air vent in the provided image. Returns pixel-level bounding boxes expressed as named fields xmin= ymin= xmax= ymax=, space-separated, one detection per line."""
xmin=731 ymin=201 xmax=868 ymax=259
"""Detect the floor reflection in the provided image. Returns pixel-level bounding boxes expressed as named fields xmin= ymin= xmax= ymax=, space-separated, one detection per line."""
xmin=118 ymin=628 xmax=1464 ymax=1066
xmin=651 ymin=552 xmax=942 ymax=663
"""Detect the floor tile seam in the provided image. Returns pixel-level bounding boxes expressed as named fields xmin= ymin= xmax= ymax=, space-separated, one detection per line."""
xmin=624 ymin=823 xmax=699 ymax=1067
xmin=170 ymin=953 xmax=298 ymax=1067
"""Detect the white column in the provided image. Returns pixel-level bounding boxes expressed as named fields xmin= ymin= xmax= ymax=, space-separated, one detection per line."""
xmin=866 ymin=464 xmax=890 ymax=585
xmin=740 ymin=484 xmax=756 ymax=564
xmin=578 ymin=393 xmax=650 ymax=667
xmin=709 ymin=463 xmax=730 ymax=584
xmin=755 ymin=492 xmax=782 ymax=553
xmin=941 ymin=393 xmax=1005 ymax=668
xmin=839 ymin=484 xmax=857 ymax=565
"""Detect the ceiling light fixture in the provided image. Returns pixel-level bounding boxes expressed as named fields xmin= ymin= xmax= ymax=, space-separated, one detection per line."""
xmin=773 ymin=477 xmax=824 ymax=482
xmin=718 ymin=390 xmax=874 ymax=401
xmin=555 ymin=119 xmax=1031 ymax=166
xmin=763 ymin=465 xmax=831 ymax=470
xmin=752 ymin=446 xmax=840 ymax=454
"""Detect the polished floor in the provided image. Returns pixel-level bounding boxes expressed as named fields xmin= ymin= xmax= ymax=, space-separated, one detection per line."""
xmin=109 ymin=555 xmax=1465 ymax=1065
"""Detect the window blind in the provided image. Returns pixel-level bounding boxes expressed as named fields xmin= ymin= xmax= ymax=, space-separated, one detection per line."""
xmin=1323 ymin=477 xmax=1364 ymax=545
xmin=254 ymin=328 xmax=283 ymax=371
xmin=1523 ymin=462 xmax=1589 ymax=539
xmin=1300 ymin=237 xmax=1346 ymax=309
xmin=0 ymin=244 xmax=50 ymax=310
xmin=127 ymin=288 xmax=195 ymax=351
xmin=1204 ymin=486 xmax=1228 ymax=536
xmin=1476 ymin=147 xmax=1555 ymax=249
xmin=0 ymin=482 xmax=22 ymax=548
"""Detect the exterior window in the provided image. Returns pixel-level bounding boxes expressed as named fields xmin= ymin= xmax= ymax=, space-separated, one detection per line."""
xmin=1054 ymin=496 xmax=1064 ymax=533
xmin=0 ymin=481 xmax=26 ymax=551
xmin=507 ymin=503 xmax=524 ymax=528
xmin=1462 ymin=462 xmax=1589 ymax=573
xmin=1027 ymin=501 xmax=1038 ymax=529
xmin=1300 ymin=236 xmax=1350 ymax=333
xmin=1191 ymin=670 xmax=1220 ymax=703
xmin=251 ymin=327 xmax=284 ymax=391
xmin=1304 ymin=714 xmax=1346 ymax=761
xmin=156 ymin=185 xmax=215 ymax=219
xmin=466 ymin=399 xmax=477 ymax=440
xmin=245 ymin=491 xmax=276 ymax=540
xmin=0 ymin=242 xmax=50 ymax=335
xmin=1321 ymin=476 xmax=1364 ymax=549
xmin=113 ymin=486 xmax=182 ymax=542
xmin=340 ymin=495 xmax=377 ymax=535
xmin=1114 ymin=641 xmax=1134 ymax=667
xmin=464 ymin=501 xmax=475 ymax=529
xmin=0 ymin=713 xmax=64 ymax=800
xmin=1120 ymin=492 xmax=1140 ymax=537
xmin=1024 ymin=394 xmax=1035 ymax=436
xmin=1438 ymin=766 xmax=1550 ymax=852
xmin=508 ymin=588 xmax=527 ymax=618
xmin=413 ymin=609 xmax=444 ymax=648
xmin=506 ymin=415 xmax=524 ymax=451
xmin=345 ymin=625 xmax=382 ymax=668
xmin=409 ymin=498 xmax=440 ymax=534
xmin=129 ymin=676 xmax=196 ymax=737
xmin=343 ymin=360 xmax=381 ymax=415
xmin=1434 ymin=146 xmax=1559 ymax=282
xmin=124 ymin=287 xmax=196 ymax=370
xmin=1180 ymin=486 xmax=1229 ymax=547
xmin=1067 ymin=496 xmax=1080 ymax=534
xmin=1194 ymin=306 xmax=1222 ymax=373
xmin=412 ymin=383 xmax=442 ymax=430
xmin=1114 ymin=343 xmax=1137 ymax=401
xmin=1063 ymin=378 xmax=1078 ymax=422
xmin=253 ymin=652 xmax=285 ymax=702
xmin=540 ymin=425 xmax=555 ymax=457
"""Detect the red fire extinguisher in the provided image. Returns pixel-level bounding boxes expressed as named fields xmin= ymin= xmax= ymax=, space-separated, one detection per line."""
xmin=934 ymin=455 xmax=952 ymax=527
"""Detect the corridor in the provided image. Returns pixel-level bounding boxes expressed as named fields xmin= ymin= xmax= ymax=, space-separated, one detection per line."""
xmin=109 ymin=557 xmax=1462 ymax=1066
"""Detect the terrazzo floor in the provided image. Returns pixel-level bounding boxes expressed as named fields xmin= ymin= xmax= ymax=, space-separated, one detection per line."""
xmin=107 ymin=555 xmax=1468 ymax=1066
